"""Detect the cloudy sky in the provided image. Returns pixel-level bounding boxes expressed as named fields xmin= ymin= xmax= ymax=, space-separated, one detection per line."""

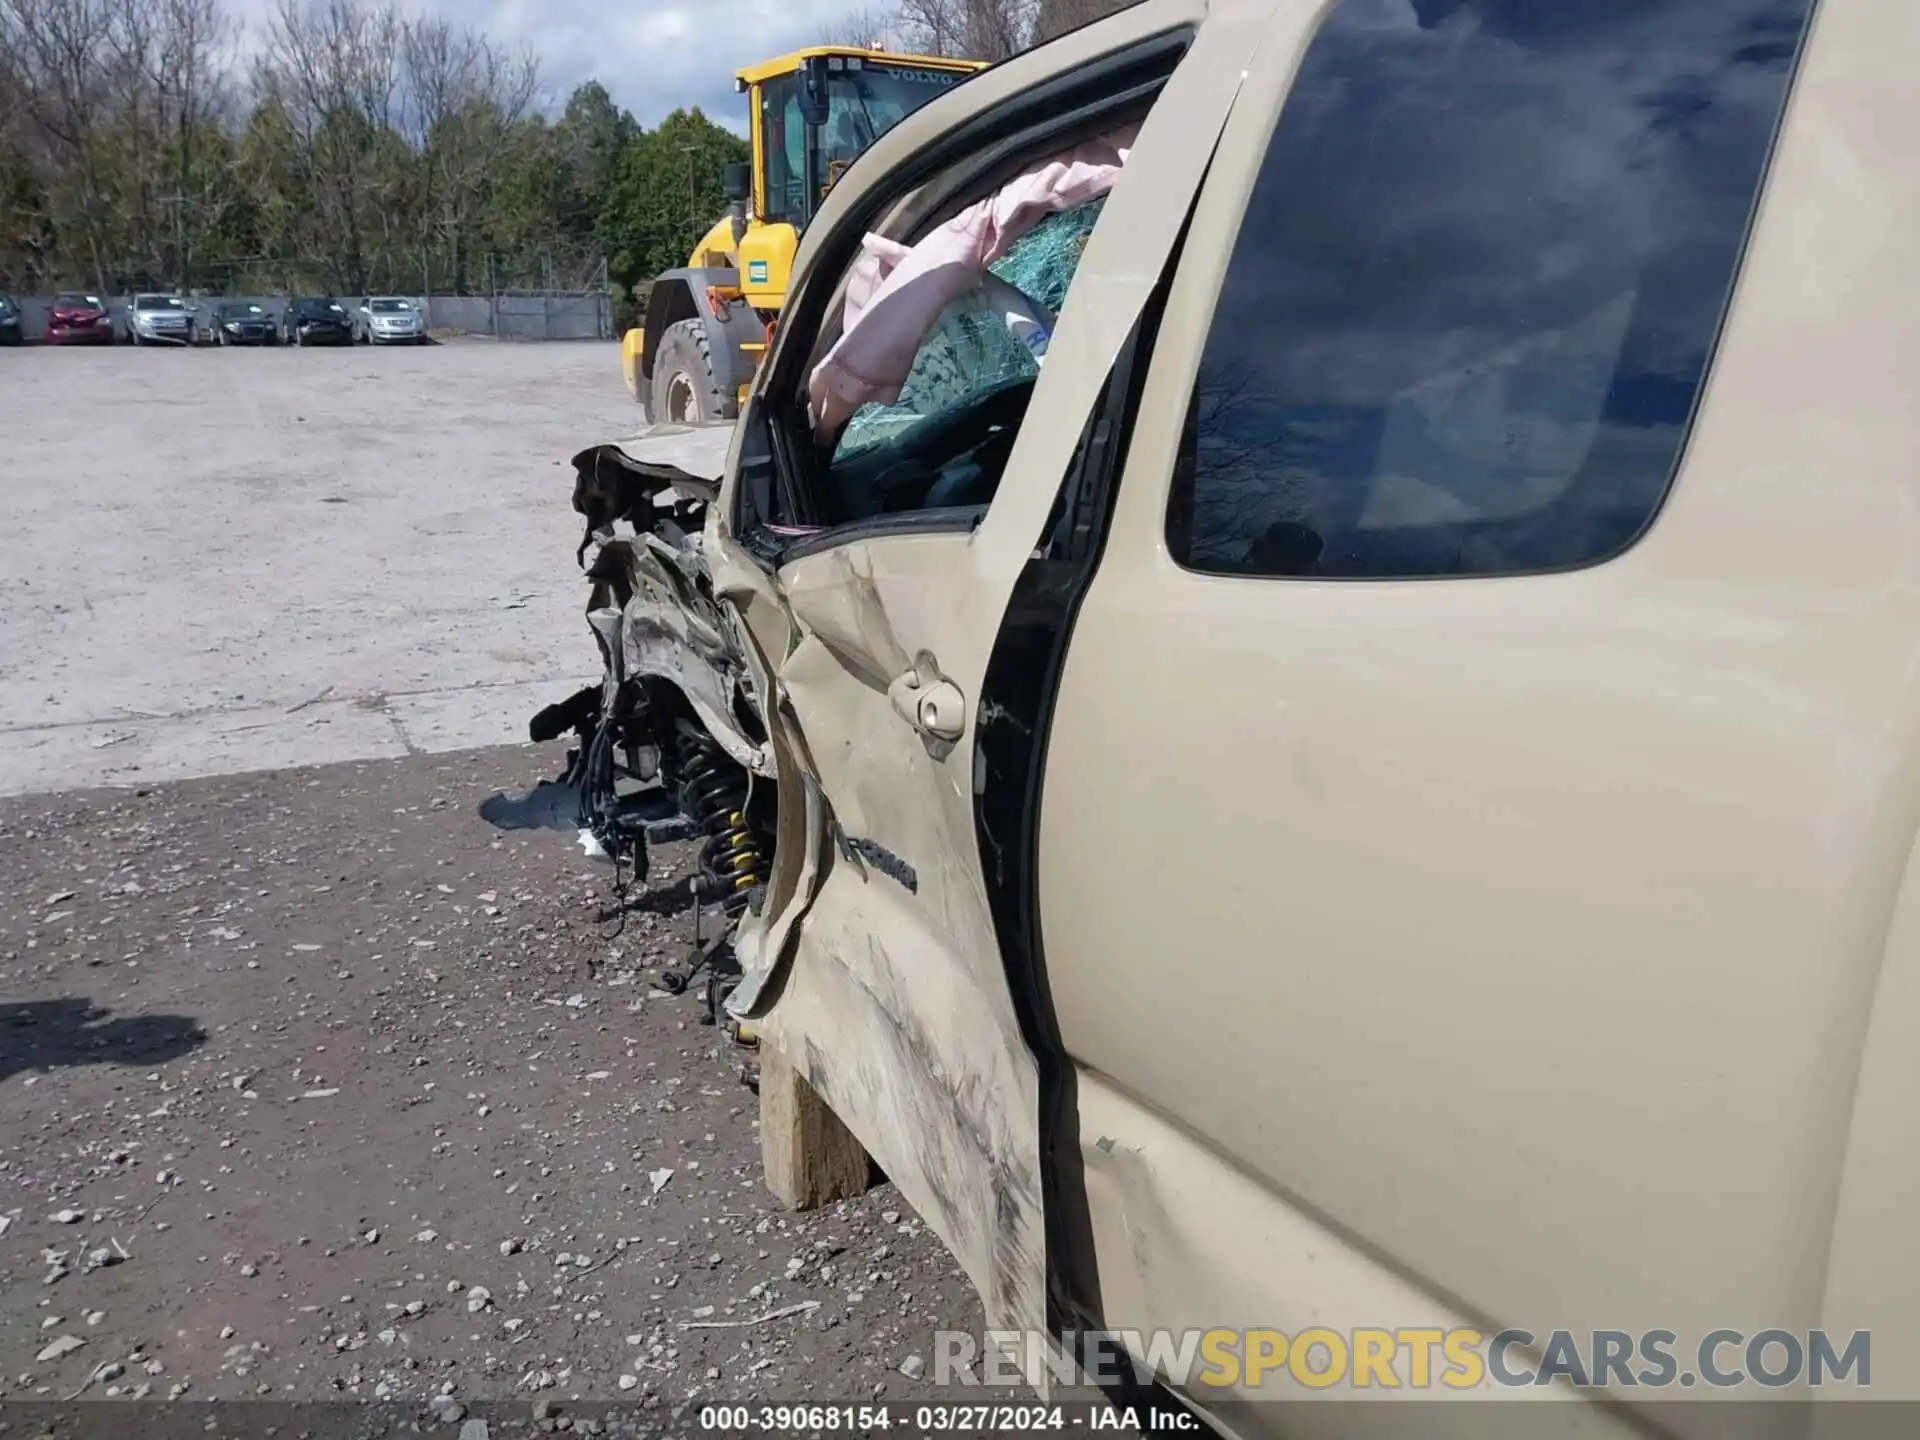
xmin=227 ymin=0 xmax=880 ymax=130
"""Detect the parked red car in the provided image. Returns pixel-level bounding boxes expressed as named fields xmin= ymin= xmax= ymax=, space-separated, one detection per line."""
xmin=45 ymin=292 xmax=115 ymax=344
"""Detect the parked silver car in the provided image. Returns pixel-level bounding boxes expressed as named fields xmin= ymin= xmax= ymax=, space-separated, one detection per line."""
xmin=128 ymin=293 xmax=196 ymax=346
xmin=357 ymin=296 xmax=425 ymax=345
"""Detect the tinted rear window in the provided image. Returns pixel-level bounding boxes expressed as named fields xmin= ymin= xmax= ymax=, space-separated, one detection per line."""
xmin=1166 ymin=0 xmax=1815 ymax=580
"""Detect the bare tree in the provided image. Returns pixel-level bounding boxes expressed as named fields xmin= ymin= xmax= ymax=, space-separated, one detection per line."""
xmin=399 ymin=15 xmax=537 ymax=293
xmin=0 ymin=0 xmax=742 ymax=295
xmin=0 ymin=5 xmax=32 ymax=132
xmin=1 ymin=0 xmax=123 ymax=291
xmin=1031 ymin=0 xmax=1138 ymax=45
xmin=890 ymin=0 xmax=1036 ymax=60
xmin=75 ymin=0 xmax=235 ymax=286
xmin=149 ymin=0 xmax=236 ymax=288
xmin=261 ymin=0 xmax=401 ymax=291
xmin=828 ymin=0 xmax=1134 ymax=60
xmin=102 ymin=0 xmax=160 ymax=277
xmin=819 ymin=7 xmax=903 ymax=48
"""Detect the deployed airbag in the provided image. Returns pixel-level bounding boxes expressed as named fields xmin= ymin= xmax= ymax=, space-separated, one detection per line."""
xmin=807 ymin=125 xmax=1138 ymax=439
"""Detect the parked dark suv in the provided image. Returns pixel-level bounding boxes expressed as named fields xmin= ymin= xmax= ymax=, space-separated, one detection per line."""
xmin=282 ymin=296 xmax=354 ymax=347
xmin=0 ymin=293 xmax=21 ymax=345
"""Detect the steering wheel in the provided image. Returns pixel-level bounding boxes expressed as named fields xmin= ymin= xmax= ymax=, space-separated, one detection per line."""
xmin=978 ymin=272 xmax=1057 ymax=360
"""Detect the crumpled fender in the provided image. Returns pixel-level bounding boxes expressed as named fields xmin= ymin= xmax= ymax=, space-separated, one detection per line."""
xmin=594 ymin=533 xmax=766 ymax=777
xmin=570 ymin=421 xmax=770 ymax=776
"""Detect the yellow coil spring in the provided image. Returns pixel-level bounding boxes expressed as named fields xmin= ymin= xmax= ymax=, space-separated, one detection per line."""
xmin=712 ymin=810 xmax=766 ymax=893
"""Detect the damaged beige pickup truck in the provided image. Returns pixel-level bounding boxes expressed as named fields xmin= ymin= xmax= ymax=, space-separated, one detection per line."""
xmin=493 ymin=0 xmax=1920 ymax=1433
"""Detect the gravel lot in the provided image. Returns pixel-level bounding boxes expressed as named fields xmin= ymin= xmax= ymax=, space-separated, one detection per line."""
xmin=0 ymin=341 xmax=1127 ymax=1436
xmin=0 ymin=341 xmax=635 ymax=799
xmin=0 ymin=341 xmax=1162 ymax=1438
xmin=0 ymin=746 xmax=987 ymax=1425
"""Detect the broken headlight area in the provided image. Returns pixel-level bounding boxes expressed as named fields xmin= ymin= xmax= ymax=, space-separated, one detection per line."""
xmin=480 ymin=424 xmax=777 ymax=1032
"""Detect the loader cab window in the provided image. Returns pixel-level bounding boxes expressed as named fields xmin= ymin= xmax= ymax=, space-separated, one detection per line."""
xmin=760 ymin=76 xmax=809 ymax=225
xmin=762 ymin=61 xmax=970 ymax=228
xmin=826 ymin=63 xmax=968 ymax=153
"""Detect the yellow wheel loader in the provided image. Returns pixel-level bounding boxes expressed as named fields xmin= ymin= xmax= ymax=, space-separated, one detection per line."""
xmin=622 ymin=46 xmax=986 ymax=423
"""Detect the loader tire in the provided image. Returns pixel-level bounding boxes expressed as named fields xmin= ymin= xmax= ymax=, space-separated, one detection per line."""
xmin=647 ymin=319 xmax=728 ymax=426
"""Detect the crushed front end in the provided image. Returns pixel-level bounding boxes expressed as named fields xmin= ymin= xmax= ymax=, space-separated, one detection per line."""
xmin=481 ymin=423 xmax=778 ymax=1025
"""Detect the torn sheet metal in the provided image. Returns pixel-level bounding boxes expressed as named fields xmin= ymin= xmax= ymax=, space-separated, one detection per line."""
xmin=580 ymin=419 xmax=732 ymax=490
xmin=557 ymin=419 xmax=769 ymax=777
xmin=569 ymin=420 xmax=734 ymax=562
xmin=704 ymin=536 xmax=826 ymax=1013
xmin=588 ymin=533 xmax=767 ymax=778
xmin=726 ymin=740 xmax=826 ymax=1018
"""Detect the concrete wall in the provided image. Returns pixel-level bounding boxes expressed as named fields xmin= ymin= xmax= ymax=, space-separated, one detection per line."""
xmin=427 ymin=292 xmax=612 ymax=341
xmin=6 ymin=291 xmax=611 ymax=342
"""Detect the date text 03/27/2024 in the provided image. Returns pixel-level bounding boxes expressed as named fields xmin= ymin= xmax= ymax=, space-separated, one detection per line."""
xmin=697 ymin=1403 xmax=1199 ymax=1433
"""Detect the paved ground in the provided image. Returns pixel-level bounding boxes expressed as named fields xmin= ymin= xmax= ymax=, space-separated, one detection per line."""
xmin=0 ymin=341 xmax=636 ymax=799
xmin=0 ymin=747 xmax=986 ymax=1419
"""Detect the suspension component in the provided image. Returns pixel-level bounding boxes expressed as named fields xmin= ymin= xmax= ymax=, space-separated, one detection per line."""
xmin=662 ymin=718 xmax=763 ymax=1033
xmin=674 ymin=719 xmax=767 ymax=914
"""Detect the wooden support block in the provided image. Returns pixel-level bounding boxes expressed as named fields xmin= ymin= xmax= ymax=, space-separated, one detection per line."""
xmin=760 ymin=1039 xmax=871 ymax=1210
